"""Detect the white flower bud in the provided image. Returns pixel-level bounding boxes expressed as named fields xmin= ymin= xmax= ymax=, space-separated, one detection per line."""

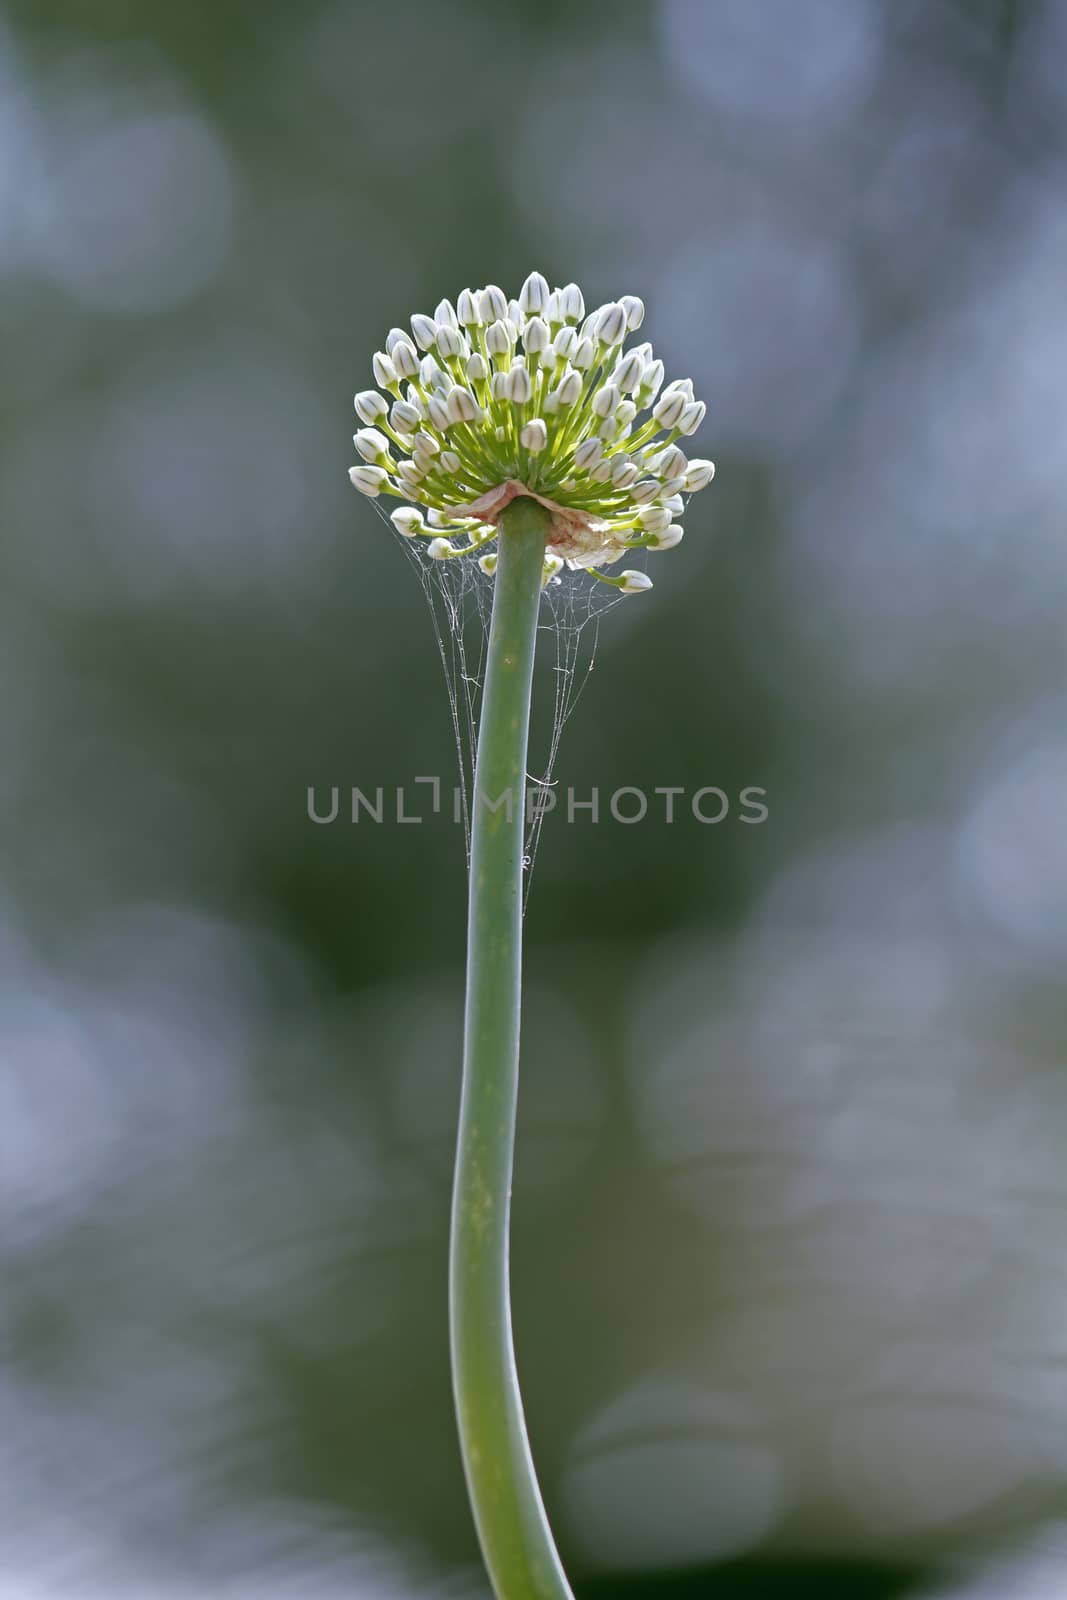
xmin=620 ymin=294 xmax=645 ymax=330
xmin=428 ymin=538 xmax=454 ymax=559
xmin=573 ymin=336 xmax=597 ymax=370
xmin=480 ymin=284 xmax=508 ymax=322
xmin=574 ymin=437 xmax=604 ymax=469
xmin=684 ymin=459 xmax=715 ymax=491
xmin=349 ymin=465 xmax=388 ymax=497
xmin=385 ymin=327 xmax=411 ymax=355
xmin=637 ymin=504 xmax=671 ymax=533
xmin=437 ymin=326 xmax=466 ymax=360
xmin=485 ymin=319 xmax=513 ymax=357
xmin=457 ymin=288 xmax=482 ymax=327
xmin=630 ymin=478 xmax=661 ymax=505
xmin=447 ymin=385 xmax=479 ymax=424
xmin=435 ymin=297 xmax=458 ymax=329
xmin=391 ymin=507 xmax=424 ymax=538
xmin=478 ymin=551 xmax=498 ymax=576
xmin=354 ymin=390 xmax=388 ymax=425
xmin=664 ymin=494 xmax=685 ymax=514
xmin=396 ymin=458 xmax=426 ymax=485
xmin=556 ymin=368 xmax=582 ymax=407
xmin=611 ymin=457 xmax=639 ymax=488
xmin=559 ymin=282 xmax=585 ymax=323
xmin=639 ymin=359 xmax=665 ymax=400
xmin=520 ymin=419 xmax=547 ymax=452
xmin=648 ymin=524 xmax=684 ymax=550
xmin=597 ymin=302 xmax=627 ymax=346
xmin=410 ymin=313 xmax=439 ymax=351
xmin=419 ymin=355 xmax=444 ymax=390
xmin=354 ymin=426 xmax=390 ymax=463
xmin=372 ymin=352 xmax=398 ymax=389
xmin=592 ymin=383 xmax=620 ymax=419
xmin=545 ymin=289 xmax=561 ymax=324
xmin=653 ymin=391 xmax=686 ymax=428
xmin=412 ymin=427 xmax=440 ymax=457
xmin=620 ymin=570 xmax=653 ymax=594
xmin=656 ymin=445 xmax=688 ymax=479
xmin=440 ymin=450 xmax=461 ymax=473
xmin=617 ymin=400 xmax=637 ymax=428
xmin=590 ymin=457 xmax=614 ymax=482
xmin=678 ymin=400 xmax=707 ymax=436
xmin=553 ymin=326 xmax=578 ymax=362
xmin=519 ymin=270 xmax=550 ymax=316
xmin=389 ymin=401 xmax=421 ymax=434
xmin=391 ymin=340 xmax=419 ymax=379
xmin=629 ymin=342 xmax=653 ymax=366
xmin=490 ymin=370 xmax=510 ymax=401
xmin=427 ymin=395 xmax=451 ymax=431
xmin=505 ymin=365 xmax=532 ymax=403
xmin=662 ymin=475 xmax=686 ymax=496
xmin=613 ymin=351 xmax=644 ymax=394
xmin=508 ymin=299 xmax=523 ymax=328
xmin=523 ymin=316 xmax=550 ymax=355
xmin=662 ymin=377 xmax=695 ymax=401
xmin=467 ymin=351 xmax=488 ymax=382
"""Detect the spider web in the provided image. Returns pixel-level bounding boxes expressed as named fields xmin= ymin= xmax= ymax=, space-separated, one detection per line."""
xmin=371 ymin=499 xmax=625 ymax=906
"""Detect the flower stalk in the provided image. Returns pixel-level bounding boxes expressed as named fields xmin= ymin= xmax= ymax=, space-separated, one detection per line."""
xmin=449 ymin=493 xmax=574 ymax=1600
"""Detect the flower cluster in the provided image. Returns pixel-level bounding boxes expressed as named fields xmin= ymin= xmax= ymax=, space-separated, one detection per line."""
xmin=349 ymin=273 xmax=714 ymax=593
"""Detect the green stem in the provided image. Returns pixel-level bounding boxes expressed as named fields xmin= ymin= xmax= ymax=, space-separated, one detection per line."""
xmin=450 ymin=496 xmax=574 ymax=1600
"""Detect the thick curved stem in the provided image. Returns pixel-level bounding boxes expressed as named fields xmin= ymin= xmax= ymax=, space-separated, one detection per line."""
xmin=450 ymin=497 xmax=575 ymax=1600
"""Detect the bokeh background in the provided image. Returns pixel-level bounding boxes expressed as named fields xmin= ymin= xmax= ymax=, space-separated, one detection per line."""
xmin=3 ymin=0 xmax=1067 ymax=1595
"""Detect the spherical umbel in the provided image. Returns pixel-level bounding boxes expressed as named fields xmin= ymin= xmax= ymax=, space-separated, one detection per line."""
xmin=349 ymin=274 xmax=716 ymax=592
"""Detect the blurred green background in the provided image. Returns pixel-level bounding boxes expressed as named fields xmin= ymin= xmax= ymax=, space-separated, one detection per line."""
xmin=3 ymin=1 xmax=1067 ymax=1595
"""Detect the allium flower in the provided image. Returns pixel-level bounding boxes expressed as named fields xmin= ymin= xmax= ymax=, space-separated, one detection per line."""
xmin=349 ymin=272 xmax=715 ymax=593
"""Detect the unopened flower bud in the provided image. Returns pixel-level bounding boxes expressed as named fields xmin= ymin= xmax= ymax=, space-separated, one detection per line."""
xmin=574 ymin=437 xmax=604 ymax=469
xmin=389 ymin=400 xmax=421 ymax=434
xmin=559 ymin=282 xmax=585 ymax=323
xmin=440 ymin=450 xmax=461 ymax=473
xmin=447 ymin=385 xmax=479 ymax=424
xmin=391 ymin=507 xmax=424 ymax=537
xmin=467 ymin=352 xmax=488 ymax=382
xmin=653 ymin=391 xmax=686 ymax=428
xmin=556 ymin=368 xmax=582 ymax=407
xmin=572 ymin=337 xmax=597 ymax=370
xmin=684 ymin=459 xmax=715 ymax=491
xmin=523 ymin=316 xmax=550 ymax=355
xmin=354 ymin=389 xmax=388 ymax=425
xmin=349 ymin=465 xmax=388 ymax=497
xmin=630 ymin=478 xmax=661 ymax=505
xmin=649 ymin=524 xmax=684 ymax=550
xmin=391 ymin=340 xmax=419 ymax=379
xmin=427 ymin=395 xmax=451 ymax=431
xmin=480 ymin=284 xmax=508 ymax=322
xmin=428 ymin=537 xmax=454 ymax=559
xmin=478 ymin=551 xmax=498 ymax=576
xmin=597 ymin=303 xmax=627 ymax=346
xmin=611 ymin=456 xmax=639 ymax=488
xmin=519 ymin=270 xmax=550 ymax=316
xmin=520 ymin=419 xmax=547 ymax=452
xmin=354 ymin=426 xmax=390 ymax=463
xmin=505 ymin=365 xmax=532 ymax=403
xmin=620 ymin=294 xmax=645 ymax=330
xmin=592 ymin=383 xmax=620 ymax=419
xmin=613 ymin=351 xmax=644 ymax=394
xmin=372 ymin=352 xmax=398 ymax=389
xmin=437 ymin=326 xmax=466 ymax=360
xmin=457 ymin=287 xmax=482 ymax=327
xmin=620 ymin=570 xmax=653 ymax=594
xmin=637 ymin=504 xmax=671 ymax=533
xmin=435 ymin=298 xmax=458 ymax=329
xmin=411 ymin=313 xmax=439 ymax=351
xmin=678 ymin=400 xmax=706 ymax=436
xmin=485 ymin=320 xmax=512 ymax=357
